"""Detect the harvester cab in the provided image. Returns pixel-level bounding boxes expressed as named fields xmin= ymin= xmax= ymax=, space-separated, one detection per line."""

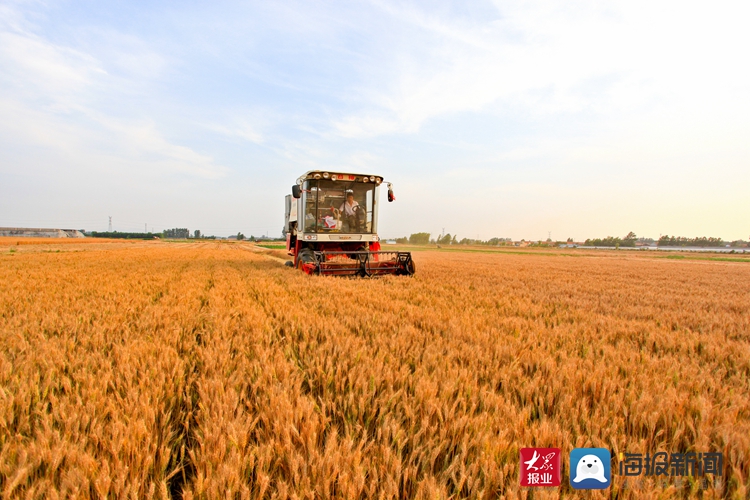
xmin=283 ymin=171 xmax=415 ymax=276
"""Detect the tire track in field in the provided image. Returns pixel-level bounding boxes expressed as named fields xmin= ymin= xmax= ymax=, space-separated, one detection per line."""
xmin=237 ymin=242 xmax=290 ymax=265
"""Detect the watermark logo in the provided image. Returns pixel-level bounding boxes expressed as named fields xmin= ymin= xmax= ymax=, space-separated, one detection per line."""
xmin=519 ymin=448 xmax=561 ymax=486
xmin=617 ymin=452 xmax=723 ymax=490
xmin=570 ymin=448 xmax=611 ymax=489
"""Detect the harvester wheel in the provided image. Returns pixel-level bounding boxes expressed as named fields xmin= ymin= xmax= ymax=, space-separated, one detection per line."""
xmin=405 ymin=259 xmax=416 ymax=275
xmin=296 ymin=249 xmax=316 ymax=269
xmin=284 ymin=261 xmax=294 ymax=267
xmin=396 ymin=254 xmax=415 ymax=276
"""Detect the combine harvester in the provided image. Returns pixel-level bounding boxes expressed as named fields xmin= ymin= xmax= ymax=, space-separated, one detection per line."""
xmin=284 ymin=171 xmax=415 ymax=276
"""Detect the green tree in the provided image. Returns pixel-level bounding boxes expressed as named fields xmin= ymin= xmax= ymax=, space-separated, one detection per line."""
xmin=585 ymin=236 xmax=622 ymax=247
xmin=621 ymin=231 xmax=637 ymax=247
xmin=237 ymin=232 xmax=245 ymax=240
xmin=408 ymin=232 xmax=431 ymax=245
xmin=438 ymin=233 xmax=452 ymax=245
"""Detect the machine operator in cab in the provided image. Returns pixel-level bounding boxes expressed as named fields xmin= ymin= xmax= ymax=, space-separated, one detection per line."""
xmin=339 ymin=192 xmax=362 ymax=232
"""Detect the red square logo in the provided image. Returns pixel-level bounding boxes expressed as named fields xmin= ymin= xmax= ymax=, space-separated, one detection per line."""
xmin=520 ymin=448 xmax=561 ymax=486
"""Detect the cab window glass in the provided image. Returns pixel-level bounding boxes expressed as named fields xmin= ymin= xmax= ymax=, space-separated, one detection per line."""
xmin=302 ymin=179 xmax=374 ymax=233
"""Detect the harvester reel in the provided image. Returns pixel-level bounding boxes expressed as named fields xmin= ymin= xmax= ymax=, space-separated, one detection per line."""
xmin=308 ymin=250 xmax=415 ymax=277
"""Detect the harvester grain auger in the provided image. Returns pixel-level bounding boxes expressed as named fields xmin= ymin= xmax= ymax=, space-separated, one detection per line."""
xmin=283 ymin=171 xmax=415 ymax=276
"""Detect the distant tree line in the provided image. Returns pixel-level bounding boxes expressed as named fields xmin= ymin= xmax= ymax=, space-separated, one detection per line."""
xmin=581 ymin=233 xmax=747 ymax=248
xmin=585 ymin=232 xmax=637 ymax=247
xmin=387 ymin=231 xmax=749 ymax=249
xmin=394 ymin=233 xmax=513 ymax=246
xmin=87 ymin=228 xmax=279 ymax=241
xmin=458 ymin=237 xmax=511 ymax=246
xmin=658 ymin=236 xmax=725 ymax=247
xmin=88 ymin=231 xmax=159 ymax=239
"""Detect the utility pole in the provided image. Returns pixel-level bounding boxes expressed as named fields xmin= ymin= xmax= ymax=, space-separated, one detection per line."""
xmin=145 ymin=223 xmax=147 ymax=233
xmin=548 ymin=231 xmax=552 ymax=241
xmin=108 ymin=216 xmax=112 ymax=232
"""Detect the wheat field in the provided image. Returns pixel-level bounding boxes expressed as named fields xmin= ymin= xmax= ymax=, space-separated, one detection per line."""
xmin=0 ymin=239 xmax=748 ymax=499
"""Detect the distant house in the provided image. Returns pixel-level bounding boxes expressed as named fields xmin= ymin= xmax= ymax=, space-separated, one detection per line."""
xmin=384 ymin=239 xmax=397 ymax=244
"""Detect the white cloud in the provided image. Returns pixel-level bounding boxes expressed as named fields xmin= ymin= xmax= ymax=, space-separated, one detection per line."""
xmin=0 ymin=97 xmax=227 ymax=180
xmin=332 ymin=0 xmax=750 ymax=139
xmin=0 ymin=5 xmax=227 ymax=181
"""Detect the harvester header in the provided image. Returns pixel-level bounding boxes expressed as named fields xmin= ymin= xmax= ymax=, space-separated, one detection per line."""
xmin=283 ymin=170 xmax=414 ymax=276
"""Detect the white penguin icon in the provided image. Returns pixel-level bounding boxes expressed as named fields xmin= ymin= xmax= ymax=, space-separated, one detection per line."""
xmin=573 ymin=454 xmax=608 ymax=483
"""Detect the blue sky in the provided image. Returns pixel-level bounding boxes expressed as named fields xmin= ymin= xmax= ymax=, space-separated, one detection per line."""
xmin=1 ymin=0 xmax=748 ymax=240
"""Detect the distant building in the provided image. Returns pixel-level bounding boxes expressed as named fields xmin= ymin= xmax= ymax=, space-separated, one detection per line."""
xmin=0 ymin=227 xmax=85 ymax=238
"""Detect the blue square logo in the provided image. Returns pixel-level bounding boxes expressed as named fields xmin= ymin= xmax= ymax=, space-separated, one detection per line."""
xmin=570 ymin=448 xmax=611 ymax=489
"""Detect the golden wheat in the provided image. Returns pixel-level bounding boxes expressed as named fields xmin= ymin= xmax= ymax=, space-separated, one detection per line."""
xmin=0 ymin=241 xmax=748 ymax=499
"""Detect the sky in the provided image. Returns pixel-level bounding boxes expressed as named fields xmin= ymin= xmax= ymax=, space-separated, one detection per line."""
xmin=1 ymin=0 xmax=748 ymax=241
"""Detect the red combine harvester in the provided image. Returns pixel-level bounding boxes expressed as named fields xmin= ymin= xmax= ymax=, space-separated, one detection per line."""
xmin=284 ymin=171 xmax=415 ymax=276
